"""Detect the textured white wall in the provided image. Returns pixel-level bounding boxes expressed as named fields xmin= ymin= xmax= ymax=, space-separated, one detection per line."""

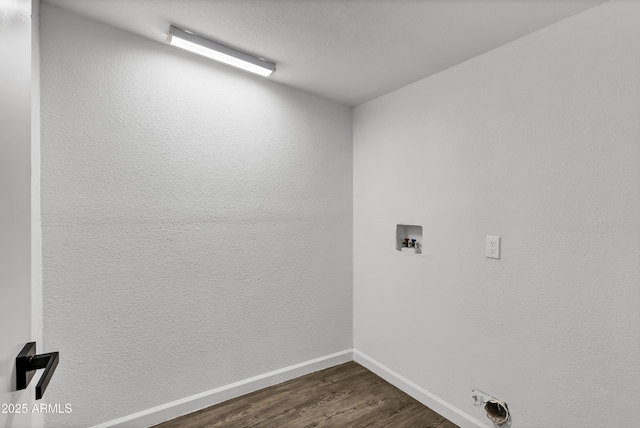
xmin=40 ymin=4 xmax=352 ymax=427
xmin=353 ymin=1 xmax=640 ymax=427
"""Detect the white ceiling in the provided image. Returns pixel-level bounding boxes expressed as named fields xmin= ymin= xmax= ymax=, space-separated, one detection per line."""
xmin=43 ymin=0 xmax=606 ymax=106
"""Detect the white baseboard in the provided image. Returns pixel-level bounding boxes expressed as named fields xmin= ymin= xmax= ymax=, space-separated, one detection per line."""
xmin=91 ymin=349 xmax=353 ymax=428
xmin=93 ymin=348 xmax=489 ymax=428
xmin=352 ymin=349 xmax=491 ymax=428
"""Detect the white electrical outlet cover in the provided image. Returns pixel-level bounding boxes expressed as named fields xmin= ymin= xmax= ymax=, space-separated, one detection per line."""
xmin=486 ymin=236 xmax=500 ymax=259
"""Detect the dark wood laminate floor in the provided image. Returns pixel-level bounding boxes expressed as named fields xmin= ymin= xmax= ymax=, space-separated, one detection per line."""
xmin=153 ymin=362 xmax=459 ymax=428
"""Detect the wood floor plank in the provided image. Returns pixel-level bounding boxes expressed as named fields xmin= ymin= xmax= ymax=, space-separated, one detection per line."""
xmin=153 ymin=362 xmax=459 ymax=428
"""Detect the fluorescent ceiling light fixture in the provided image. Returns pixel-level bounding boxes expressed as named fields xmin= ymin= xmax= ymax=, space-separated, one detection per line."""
xmin=167 ymin=26 xmax=276 ymax=77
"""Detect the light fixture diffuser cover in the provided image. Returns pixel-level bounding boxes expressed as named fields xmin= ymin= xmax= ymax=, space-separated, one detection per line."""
xmin=167 ymin=26 xmax=276 ymax=77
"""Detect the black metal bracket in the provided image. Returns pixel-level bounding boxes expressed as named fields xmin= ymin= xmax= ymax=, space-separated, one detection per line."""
xmin=16 ymin=342 xmax=59 ymax=400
